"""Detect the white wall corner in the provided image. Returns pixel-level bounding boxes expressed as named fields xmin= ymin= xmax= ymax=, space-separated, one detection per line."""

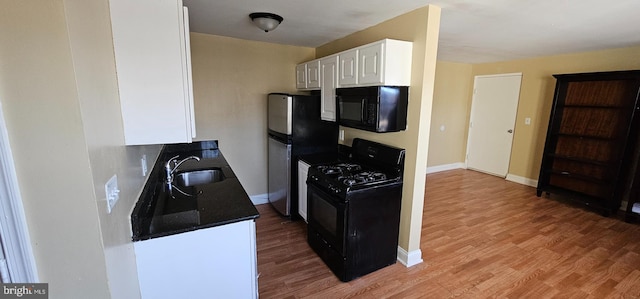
xmin=397 ymin=246 xmax=423 ymax=267
xmin=505 ymin=174 xmax=538 ymax=187
xmin=426 ymin=162 xmax=466 ymax=174
xmin=249 ymin=194 xmax=269 ymax=205
xmin=0 ymin=102 xmax=38 ymax=283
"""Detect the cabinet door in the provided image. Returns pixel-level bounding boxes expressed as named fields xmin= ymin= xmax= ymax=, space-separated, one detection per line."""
xmin=135 ymin=221 xmax=258 ymax=298
xmin=296 ymin=64 xmax=307 ymax=89
xmin=339 ymin=50 xmax=358 ymax=86
xmin=298 ymin=161 xmax=310 ymax=222
xmin=307 ymin=60 xmax=321 ymax=89
xmin=181 ymin=6 xmax=196 ymax=139
xmin=358 ymin=42 xmax=384 ymax=85
xmin=320 ymin=56 xmax=338 ymax=121
xmin=110 ymin=0 xmax=194 ymax=145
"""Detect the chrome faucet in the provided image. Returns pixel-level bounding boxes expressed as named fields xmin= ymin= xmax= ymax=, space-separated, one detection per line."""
xmin=165 ymin=155 xmax=201 ymax=184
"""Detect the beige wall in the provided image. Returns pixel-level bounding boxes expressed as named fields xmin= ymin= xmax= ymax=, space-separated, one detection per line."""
xmin=1 ymin=1 xmax=162 ymax=298
xmin=190 ymin=33 xmax=315 ymax=196
xmin=427 ymin=61 xmax=473 ymax=167
xmin=471 ymin=45 xmax=640 ymax=181
xmin=427 ymin=46 xmax=640 ymax=182
xmin=0 ymin=1 xmax=110 ymax=297
xmin=316 ymin=5 xmax=441 ymax=253
xmin=63 ymin=0 xmax=162 ymax=298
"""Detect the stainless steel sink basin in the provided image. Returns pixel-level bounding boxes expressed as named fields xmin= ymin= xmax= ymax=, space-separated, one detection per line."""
xmin=175 ymin=168 xmax=224 ymax=186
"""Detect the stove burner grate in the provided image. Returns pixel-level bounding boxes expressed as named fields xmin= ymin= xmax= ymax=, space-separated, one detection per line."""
xmin=317 ymin=163 xmax=363 ymax=175
xmin=339 ymin=171 xmax=388 ymax=186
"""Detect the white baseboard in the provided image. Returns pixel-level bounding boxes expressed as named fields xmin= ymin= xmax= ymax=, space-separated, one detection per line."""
xmin=250 ymin=194 xmax=269 ymax=205
xmin=426 ymin=166 xmax=538 ymax=188
xmin=397 ymin=246 xmax=423 ymax=267
xmin=426 ymin=162 xmax=466 ymax=174
xmin=506 ymin=174 xmax=538 ymax=187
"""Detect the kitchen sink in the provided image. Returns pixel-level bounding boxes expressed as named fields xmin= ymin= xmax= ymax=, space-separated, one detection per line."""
xmin=175 ymin=168 xmax=225 ymax=186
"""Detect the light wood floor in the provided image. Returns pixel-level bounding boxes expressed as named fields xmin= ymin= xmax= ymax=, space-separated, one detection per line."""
xmin=255 ymin=169 xmax=640 ymax=298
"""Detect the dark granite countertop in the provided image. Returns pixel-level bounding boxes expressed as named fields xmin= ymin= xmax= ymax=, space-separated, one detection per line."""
xmin=131 ymin=140 xmax=259 ymax=241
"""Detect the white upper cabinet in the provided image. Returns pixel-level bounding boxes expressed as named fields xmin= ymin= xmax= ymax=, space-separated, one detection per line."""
xmin=296 ymin=38 xmax=412 ymax=90
xmin=358 ymin=42 xmax=383 ymax=85
xmin=357 ymin=39 xmax=412 ymax=86
xmin=295 ymin=39 xmax=412 ymax=122
xmin=320 ymin=56 xmax=338 ymax=121
xmin=109 ymin=0 xmax=195 ymax=145
xmin=296 ymin=59 xmax=321 ymax=90
xmin=338 ymin=49 xmax=358 ymax=86
xmin=295 ymin=64 xmax=307 ymax=89
xmin=306 ymin=60 xmax=321 ymax=89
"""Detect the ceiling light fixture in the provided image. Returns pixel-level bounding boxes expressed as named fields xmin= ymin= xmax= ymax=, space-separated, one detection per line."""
xmin=249 ymin=12 xmax=283 ymax=32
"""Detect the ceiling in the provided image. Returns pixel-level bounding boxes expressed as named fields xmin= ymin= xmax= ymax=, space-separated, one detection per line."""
xmin=183 ymin=0 xmax=640 ymax=64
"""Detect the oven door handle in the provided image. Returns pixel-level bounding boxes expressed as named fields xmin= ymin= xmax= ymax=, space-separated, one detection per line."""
xmin=307 ymin=182 xmax=344 ymax=206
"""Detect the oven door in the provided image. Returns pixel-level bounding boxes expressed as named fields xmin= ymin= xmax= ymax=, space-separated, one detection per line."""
xmin=306 ymin=183 xmax=347 ymax=256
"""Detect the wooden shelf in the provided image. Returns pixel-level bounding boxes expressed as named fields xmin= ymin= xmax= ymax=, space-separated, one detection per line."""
xmin=544 ymin=153 xmax=614 ymax=166
xmin=562 ymin=104 xmax=631 ymax=109
xmin=537 ymin=70 xmax=640 ymax=216
xmin=536 ymin=185 xmax=615 ymax=216
xmin=544 ymin=169 xmax=613 ymax=184
xmin=553 ymin=133 xmax=622 ymax=141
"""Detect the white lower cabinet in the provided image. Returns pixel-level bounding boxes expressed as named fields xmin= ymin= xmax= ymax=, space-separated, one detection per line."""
xmin=298 ymin=160 xmax=310 ymax=222
xmin=134 ymin=220 xmax=258 ymax=299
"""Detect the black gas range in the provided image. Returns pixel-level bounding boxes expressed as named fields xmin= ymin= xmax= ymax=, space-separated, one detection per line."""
xmin=306 ymin=138 xmax=405 ymax=282
xmin=307 ymin=162 xmax=402 ymax=199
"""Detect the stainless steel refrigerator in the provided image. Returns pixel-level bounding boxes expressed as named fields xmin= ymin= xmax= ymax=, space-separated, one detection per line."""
xmin=267 ymin=93 xmax=338 ymax=217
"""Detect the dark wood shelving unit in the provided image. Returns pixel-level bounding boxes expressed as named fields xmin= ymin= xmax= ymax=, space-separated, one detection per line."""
xmin=537 ymin=70 xmax=640 ymax=216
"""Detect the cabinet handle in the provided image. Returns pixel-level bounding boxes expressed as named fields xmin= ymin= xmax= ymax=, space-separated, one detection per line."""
xmin=560 ymin=171 xmax=570 ymax=175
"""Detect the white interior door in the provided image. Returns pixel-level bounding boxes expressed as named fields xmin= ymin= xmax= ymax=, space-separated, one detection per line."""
xmin=466 ymin=73 xmax=522 ymax=177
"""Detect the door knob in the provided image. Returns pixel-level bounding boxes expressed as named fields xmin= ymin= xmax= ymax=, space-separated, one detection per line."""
xmin=507 ymin=129 xmax=513 ymax=133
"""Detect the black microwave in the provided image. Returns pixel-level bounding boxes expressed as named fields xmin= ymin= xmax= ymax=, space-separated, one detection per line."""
xmin=336 ymin=86 xmax=409 ymax=133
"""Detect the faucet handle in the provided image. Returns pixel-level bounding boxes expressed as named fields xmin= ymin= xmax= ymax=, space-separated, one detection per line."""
xmin=168 ymin=155 xmax=180 ymax=165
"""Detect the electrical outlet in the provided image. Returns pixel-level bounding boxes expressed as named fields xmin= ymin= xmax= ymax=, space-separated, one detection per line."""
xmin=141 ymin=154 xmax=148 ymax=176
xmin=105 ymin=175 xmax=120 ymax=214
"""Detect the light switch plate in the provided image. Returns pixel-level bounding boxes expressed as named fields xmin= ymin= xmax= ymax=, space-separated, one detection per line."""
xmin=105 ymin=175 xmax=120 ymax=214
xmin=525 ymin=117 xmax=531 ymax=125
